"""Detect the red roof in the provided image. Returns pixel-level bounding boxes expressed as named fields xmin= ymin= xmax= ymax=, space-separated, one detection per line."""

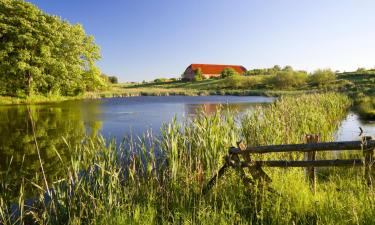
xmin=189 ymin=64 xmax=247 ymax=74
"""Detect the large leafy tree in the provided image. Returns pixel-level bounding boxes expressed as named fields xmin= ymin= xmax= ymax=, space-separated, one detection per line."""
xmin=0 ymin=0 xmax=104 ymax=97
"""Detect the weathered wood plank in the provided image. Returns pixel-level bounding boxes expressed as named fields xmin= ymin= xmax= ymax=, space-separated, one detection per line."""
xmin=305 ymin=134 xmax=319 ymax=193
xmin=241 ymin=159 xmax=364 ymax=167
xmin=229 ymin=140 xmax=375 ymax=154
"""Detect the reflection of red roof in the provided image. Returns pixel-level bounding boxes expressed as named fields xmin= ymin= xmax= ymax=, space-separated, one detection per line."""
xmin=189 ymin=64 xmax=247 ymax=74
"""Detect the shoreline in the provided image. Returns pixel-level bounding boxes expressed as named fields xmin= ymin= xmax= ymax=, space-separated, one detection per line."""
xmin=0 ymin=88 xmax=312 ymax=106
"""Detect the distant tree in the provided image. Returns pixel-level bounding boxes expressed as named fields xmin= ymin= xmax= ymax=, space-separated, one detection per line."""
xmin=308 ymin=69 xmax=336 ymax=86
xmin=0 ymin=0 xmax=104 ymax=97
xmin=245 ymin=65 xmax=282 ymax=76
xmin=245 ymin=69 xmax=264 ymax=76
xmin=282 ymin=65 xmax=293 ymax=72
xmin=224 ymin=75 xmax=245 ymax=88
xmin=108 ymin=76 xmax=118 ymax=84
xmin=221 ymin=68 xmax=239 ymax=78
xmin=356 ymin=67 xmax=367 ymax=73
xmin=269 ymin=71 xmax=307 ymax=89
xmin=273 ymin=65 xmax=281 ymax=71
xmin=193 ymin=68 xmax=204 ymax=81
xmin=154 ymin=78 xmax=172 ymax=83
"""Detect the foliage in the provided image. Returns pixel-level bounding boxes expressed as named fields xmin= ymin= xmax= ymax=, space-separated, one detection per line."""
xmin=101 ymin=74 xmax=119 ymax=84
xmin=220 ymin=68 xmax=239 ymax=78
xmin=222 ymin=75 xmax=244 ymax=88
xmin=221 ymin=75 xmax=265 ymax=89
xmin=153 ymin=78 xmax=169 ymax=83
xmin=0 ymin=0 xmax=104 ymax=97
xmin=108 ymin=76 xmax=118 ymax=84
xmin=354 ymin=95 xmax=375 ymax=119
xmin=245 ymin=65 xmax=282 ymax=76
xmin=282 ymin=65 xmax=294 ymax=72
xmin=268 ymin=71 xmax=308 ymax=89
xmin=193 ymin=68 xmax=204 ymax=81
xmin=309 ymin=69 xmax=336 ymax=86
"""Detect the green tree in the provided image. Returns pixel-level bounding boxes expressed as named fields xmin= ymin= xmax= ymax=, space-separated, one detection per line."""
xmin=0 ymin=0 xmax=104 ymax=97
xmin=269 ymin=71 xmax=307 ymax=89
xmin=282 ymin=65 xmax=293 ymax=72
xmin=108 ymin=76 xmax=118 ymax=84
xmin=193 ymin=68 xmax=204 ymax=81
xmin=308 ymin=69 xmax=336 ymax=86
xmin=154 ymin=78 xmax=168 ymax=83
xmin=221 ymin=68 xmax=238 ymax=78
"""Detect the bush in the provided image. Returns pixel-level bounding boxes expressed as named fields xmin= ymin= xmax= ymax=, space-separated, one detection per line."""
xmin=268 ymin=71 xmax=307 ymax=89
xmin=193 ymin=68 xmax=204 ymax=81
xmin=309 ymin=69 xmax=336 ymax=86
xmin=224 ymin=75 xmax=244 ymax=88
xmin=221 ymin=68 xmax=239 ymax=78
xmin=219 ymin=75 xmax=268 ymax=89
xmin=355 ymin=96 xmax=375 ymax=119
xmin=153 ymin=78 xmax=168 ymax=83
xmin=108 ymin=76 xmax=118 ymax=84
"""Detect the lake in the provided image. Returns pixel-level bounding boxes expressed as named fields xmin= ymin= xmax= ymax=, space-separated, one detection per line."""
xmin=0 ymin=95 xmax=374 ymax=197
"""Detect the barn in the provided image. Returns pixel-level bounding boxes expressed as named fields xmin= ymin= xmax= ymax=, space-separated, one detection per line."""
xmin=182 ymin=64 xmax=247 ymax=80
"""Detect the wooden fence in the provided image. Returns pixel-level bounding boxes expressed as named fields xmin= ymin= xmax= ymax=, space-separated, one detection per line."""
xmin=203 ymin=135 xmax=375 ymax=194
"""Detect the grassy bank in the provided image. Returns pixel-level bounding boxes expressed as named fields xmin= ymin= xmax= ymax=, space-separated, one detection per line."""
xmin=0 ymin=95 xmax=90 ymax=105
xmin=2 ymin=93 xmax=370 ymax=225
xmin=337 ymin=71 xmax=375 ymax=119
xmin=0 ymin=83 xmax=307 ymax=106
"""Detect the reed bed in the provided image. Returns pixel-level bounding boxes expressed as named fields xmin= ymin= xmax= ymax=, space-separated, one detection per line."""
xmin=2 ymin=93 xmax=375 ymax=225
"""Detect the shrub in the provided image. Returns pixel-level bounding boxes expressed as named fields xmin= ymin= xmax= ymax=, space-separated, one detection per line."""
xmin=309 ymin=69 xmax=336 ymax=86
xmin=108 ymin=76 xmax=118 ymax=84
xmin=268 ymin=71 xmax=307 ymax=89
xmin=224 ymin=75 xmax=244 ymax=88
xmin=355 ymin=96 xmax=375 ymax=119
xmin=221 ymin=68 xmax=239 ymax=78
xmin=193 ymin=68 xmax=204 ymax=81
xmin=153 ymin=78 xmax=168 ymax=83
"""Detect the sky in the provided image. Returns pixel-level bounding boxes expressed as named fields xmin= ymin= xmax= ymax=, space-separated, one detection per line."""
xmin=28 ymin=0 xmax=375 ymax=82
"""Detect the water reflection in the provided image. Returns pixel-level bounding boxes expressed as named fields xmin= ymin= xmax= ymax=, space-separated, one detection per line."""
xmin=0 ymin=103 xmax=96 ymax=197
xmin=184 ymin=102 xmax=263 ymax=117
xmin=335 ymin=112 xmax=375 ymax=141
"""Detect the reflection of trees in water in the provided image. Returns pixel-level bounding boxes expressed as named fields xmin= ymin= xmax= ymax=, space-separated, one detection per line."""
xmin=0 ymin=102 xmax=102 ymax=198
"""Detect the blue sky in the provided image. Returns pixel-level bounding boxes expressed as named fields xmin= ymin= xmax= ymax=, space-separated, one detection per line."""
xmin=28 ymin=0 xmax=375 ymax=82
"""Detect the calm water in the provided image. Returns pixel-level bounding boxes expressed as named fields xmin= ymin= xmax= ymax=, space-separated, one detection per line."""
xmin=1 ymin=95 xmax=374 ymax=197
xmin=335 ymin=111 xmax=375 ymax=141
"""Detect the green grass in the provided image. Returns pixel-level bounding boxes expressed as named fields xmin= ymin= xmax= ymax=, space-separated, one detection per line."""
xmin=2 ymin=93 xmax=372 ymax=225
xmin=0 ymin=95 xmax=89 ymax=105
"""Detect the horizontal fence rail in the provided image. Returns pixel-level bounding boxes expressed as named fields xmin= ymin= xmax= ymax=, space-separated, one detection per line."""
xmin=229 ymin=140 xmax=375 ymax=154
xmin=203 ymin=136 xmax=375 ymax=195
xmin=240 ymin=159 xmax=365 ymax=168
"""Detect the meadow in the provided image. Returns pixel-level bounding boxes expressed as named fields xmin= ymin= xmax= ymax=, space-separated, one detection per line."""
xmin=2 ymin=93 xmax=374 ymax=225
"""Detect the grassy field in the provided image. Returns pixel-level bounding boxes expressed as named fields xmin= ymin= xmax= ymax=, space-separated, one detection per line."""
xmin=2 ymin=93 xmax=372 ymax=225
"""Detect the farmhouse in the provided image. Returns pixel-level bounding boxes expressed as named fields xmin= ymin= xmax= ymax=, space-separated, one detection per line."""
xmin=182 ymin=64 xmax=247 ymax=80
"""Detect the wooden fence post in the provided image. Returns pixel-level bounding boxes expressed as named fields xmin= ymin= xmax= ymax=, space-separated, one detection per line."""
xmin=363 ymin=136 xmax=374 ymax=186
xmin=305 ymin=134 xmax=319 ymax=193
